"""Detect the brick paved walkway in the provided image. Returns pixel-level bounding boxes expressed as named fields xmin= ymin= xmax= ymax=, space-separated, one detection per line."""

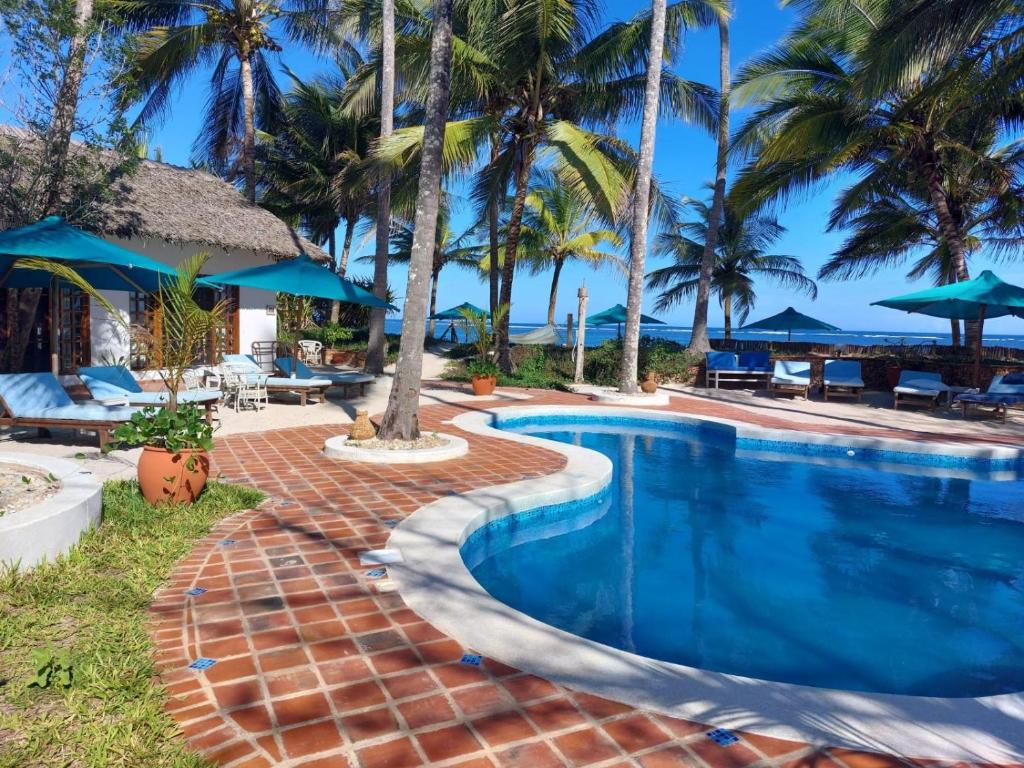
xmin=147 ymin=390 xmax=1017 ymax=768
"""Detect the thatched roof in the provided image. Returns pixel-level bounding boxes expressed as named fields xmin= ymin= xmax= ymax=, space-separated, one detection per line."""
xmin=0 ymin=126 xmax=328 ymax=261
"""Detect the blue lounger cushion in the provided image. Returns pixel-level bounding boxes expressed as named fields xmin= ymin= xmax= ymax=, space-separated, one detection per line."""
xmin=0 ymin=372 xmax=139 ymax=421
xmin=954 ymin=375 xmax=1024 ymax=406
xmin=738 ymin=351 xmax=771 ymax=372
xmin=893 ymin=370 xmax=947 ymax=395
xmin=987 ymin=374 xmax=1024 ymax=395
xmin=79 ymin=365 xmax=219 ymax=404
xmin=822 ymin=359 xmax=864 ymax=387
xmin=275 ymin=358 xmax=374 ymax=385
xmin=223 ymin=355 xmax=331 ymax=389
xmin=771 ymin=361 xmax=811 ymax=385
xmin=705 ymin=352 xmax=738 ymax=371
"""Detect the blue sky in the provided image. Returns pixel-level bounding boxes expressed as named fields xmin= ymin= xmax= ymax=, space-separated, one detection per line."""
xmin=6 ymin=0 xmax=1023 ymax=335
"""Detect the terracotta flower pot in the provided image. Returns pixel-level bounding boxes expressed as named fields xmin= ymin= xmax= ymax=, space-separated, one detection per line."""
xmin=885 ymin=364 xmax=902 ymax=390
xmin=137 ymin=446 xmax=210 ymax=505
xmin=640 ymin=372 xmax=658 ymax=393
xmin=471 ymin=374 xmax=497 ymax=396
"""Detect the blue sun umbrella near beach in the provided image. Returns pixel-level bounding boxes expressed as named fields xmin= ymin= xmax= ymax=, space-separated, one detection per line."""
xmin=872 ymin=270 xmax=1024 ymax=385
xmin=587 ymin=303 xmax=665 ymax=338
xmin=431 ymin=302 xmax=488 ymax=343
xmin=740 ymin=306 xmax=840 ymax=341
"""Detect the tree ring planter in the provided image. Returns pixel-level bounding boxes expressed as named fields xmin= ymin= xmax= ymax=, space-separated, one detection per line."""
xmin=585 ymin=388 xmax=672 ymax=406
xmin=323 ymin=433 xmax=469 ymax=464
xmin=0 ymin=454 xmax=102 ymax=569
xmin=137 ymin=446 xmax=210 ymax=505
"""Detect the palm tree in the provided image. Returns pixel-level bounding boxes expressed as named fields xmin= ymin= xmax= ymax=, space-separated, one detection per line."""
xmin=377 ymin=0 xmax=455 ymax=441
xmin=372 ymin=0 xmax=720 ymax=372
xmin=647 ymin=197 xmax=817 ymax=339
xmin=260 ymin=68 xmax=377 ymax=321
xmin=687 ymin=1 xmax=731 ymax=354
xmin=117 ymin=0 xmax=331 ymax=202
xmin=620 ymin=0 xmax=668 ymax=394
xmin=520 ymin=183 xmax=623 ymax=326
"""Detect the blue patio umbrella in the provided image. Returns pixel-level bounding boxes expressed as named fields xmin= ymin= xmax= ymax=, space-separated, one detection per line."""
xmin=0 ymin=215 xmax=177 ymax=292
xmin=586 ymin=303 xmax=664 ymax=338
xmin=431 ymin=302 xmax=488 ymax=320
xmin=741 ymin=306 xmax=840 ymax=341
xmin=201 ymin=254 xmax=394 ymax=309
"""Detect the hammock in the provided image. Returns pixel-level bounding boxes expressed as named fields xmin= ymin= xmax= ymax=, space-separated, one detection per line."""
xmin=509 ymin=324 xmax=560 ymax=345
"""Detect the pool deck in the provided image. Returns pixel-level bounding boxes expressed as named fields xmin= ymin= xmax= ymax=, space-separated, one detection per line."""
xmin=147 ymin=387 xmax=1024 ymax=768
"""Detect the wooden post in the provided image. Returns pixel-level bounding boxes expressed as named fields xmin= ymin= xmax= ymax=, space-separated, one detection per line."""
xmin=574 ymin=285 xmax=588 ymax=383
xmin=565 ymin=313 xmax=574 ymax=349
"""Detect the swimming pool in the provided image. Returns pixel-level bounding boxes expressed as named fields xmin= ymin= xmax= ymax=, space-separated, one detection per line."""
xmin=461 ymin=415 xmax=1024 ymax=699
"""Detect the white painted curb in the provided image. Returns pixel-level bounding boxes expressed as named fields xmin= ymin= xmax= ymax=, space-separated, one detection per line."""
xmin=389 ymin=405 xmax=1024 ymax=763
xmin=323 ymin=433 xmax=469 ymax=464
xmin=0 ymin=454 xmax=103 ymax=569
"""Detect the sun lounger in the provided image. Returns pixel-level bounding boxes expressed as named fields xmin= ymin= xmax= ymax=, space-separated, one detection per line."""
xmin=704 ymin=351 xmax=773 ymax=388
xmin=822 ymin=359 xmax=865 ymax=401
xmin=954 ymin=374 xmax=1024 ymax=421
xmin=274 ymin=358 xmax=374 ymax=397
xmin=0 ymin=372 xmax=140 ymax=448
xmin=78 ymin=365 xmax=220 ymax=423
xmin=892 ymin=370 xmax=948 ymax=410
xmin=223 ymin=354 xmax=331 ymax=406
xmin=770 ymin=360 xmax=812 ymax=398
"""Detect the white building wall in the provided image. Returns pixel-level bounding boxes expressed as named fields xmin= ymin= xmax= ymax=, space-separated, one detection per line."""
xmin=96 ymin=237 xmax=278 ymax=363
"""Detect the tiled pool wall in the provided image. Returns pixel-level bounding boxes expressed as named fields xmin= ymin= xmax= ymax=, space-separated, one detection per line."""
xmin=493 ymin=411 xmax=1024 ymax=473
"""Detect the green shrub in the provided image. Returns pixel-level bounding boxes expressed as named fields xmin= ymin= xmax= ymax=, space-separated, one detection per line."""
xmin=584 ymin=337 xmax=700 ymax=385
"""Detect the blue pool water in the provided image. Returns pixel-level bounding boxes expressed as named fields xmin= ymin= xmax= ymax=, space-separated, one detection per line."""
xmin=462 ymin=418 xmax=1024 ymax=698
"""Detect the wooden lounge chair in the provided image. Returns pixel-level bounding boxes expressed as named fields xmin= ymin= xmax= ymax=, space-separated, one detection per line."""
xmin=0 ymin=372 xmax=141 ymax=448
xmin=770 ymin=361 xmax=812 ymax=398
xmin=222 ymin=355 xmax=331 ymax=406
xmin=954 ymin=375 xmax=1024 ymax=421
xmin=77 ymin=365 xmax=220 ymax=424
xmin=822 ymin=359 xmax=865 ymax=401
xmin=893 ymin=370 xmax=948 ymax=410
xmin=704 ymin=351 xmax=773 ymax=389
xmin=274 ymin=358 xmax=375 ymax=398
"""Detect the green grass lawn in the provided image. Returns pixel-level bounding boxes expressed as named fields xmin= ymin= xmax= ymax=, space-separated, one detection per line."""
xmin=0 ymin=480 xmax=264 ymax=768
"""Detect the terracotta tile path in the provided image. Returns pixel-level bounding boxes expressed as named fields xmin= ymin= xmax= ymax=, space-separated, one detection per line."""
xmin=147 ymin=390 xmax=1019 ymax=768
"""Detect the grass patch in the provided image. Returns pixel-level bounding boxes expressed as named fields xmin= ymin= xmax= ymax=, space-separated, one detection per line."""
xmin=0 ymin=480 xmax=264 ymax=768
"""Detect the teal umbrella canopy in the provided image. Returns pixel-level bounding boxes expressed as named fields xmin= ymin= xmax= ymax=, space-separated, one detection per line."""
xmin=201 ymin=255 xmax=395 ymax=309
xmin=741 ymin=306 xmax=840 ymax=340
xmin=0 ymin=216 xmax=177 ymax=291
xmin=432 ymin=302 xmax=488 ymax=320
xmin=587 ymin=303 xmax=664 ymax=326
xmin=871 ymin=271 xmax=1024 ymax=320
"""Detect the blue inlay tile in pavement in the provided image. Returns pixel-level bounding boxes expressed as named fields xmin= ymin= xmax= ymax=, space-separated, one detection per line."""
xmin=188 ymin=658 xmax=217 ymax=671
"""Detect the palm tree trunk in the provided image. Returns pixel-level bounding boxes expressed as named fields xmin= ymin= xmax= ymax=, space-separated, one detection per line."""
xmin=329 ymin=228 xmax=341 ymax=324
xmin=428 ymin=269 xmax=440 ymax=338
xmin=365 ymin=0 xmax=396 ymax=375
xmin=239 ymin=54 xmax=257 ymax=204
xmin=723 ymin=293 xmax=732 ymax=340
xmin=42 ymin=0 xmax=94 ymax=215
xmin=377 ymin=0 xmax=454 ymax=440
xmin=950 ymin=318 xmax=960 ymax=348
xmin=546 ymin=259 xmax=564 ymax=326
xmin=495 ymin=139 xmax=535 ymax=372
xmin=687 ymin=10 xmax=730 ymax=355
xmin=619 ymin=0 xmax=668 ymax=394
xmin=338 ymin=214 xmax=356 ymax=277
xmin=488 ymin=139 xmax=501 ymax=318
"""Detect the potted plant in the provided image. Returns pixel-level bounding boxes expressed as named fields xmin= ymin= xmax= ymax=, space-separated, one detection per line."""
xmin=112 ymin=405 xmax=214 ymax=504
xmin=459 ymin=303 xmax=507 ymax=396
xmin=122 ymin=252 xmax=229 ymax=503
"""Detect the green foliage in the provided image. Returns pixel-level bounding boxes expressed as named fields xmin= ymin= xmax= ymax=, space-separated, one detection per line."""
xmin=110 ymin=405 xmax=214 ymax=454
xmin=302 ymin=323 xmax=355 ymax=348
xmin=0 ymin=480 xmax=263 ymax=767
xmin=465 ymin=359 xmax=499 ymax=378
xmin=459 ymin=303 xmax=508 ymax=365
xmin=584 ymin=338 xmax=700 ymax=386
xmin=28 ymin=646 xmax=73 ymax=690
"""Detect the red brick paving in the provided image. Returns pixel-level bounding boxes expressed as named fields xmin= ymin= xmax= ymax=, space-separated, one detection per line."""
xmin=148 ymin=389 xmax=1015 ymax=767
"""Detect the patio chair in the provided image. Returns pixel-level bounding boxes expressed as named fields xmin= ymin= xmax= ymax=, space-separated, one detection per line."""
xmin=222 ymin=354 xmax=331 ymax=407
xmin=893 ymin=370 xmax=948 ymax=410
xmin=220 ymin=363 xmax=268 ymax=412
xmin=0 ymin=372 xmax=140 ymax=448
xmin=298 ymin=340 xmax=323 ymax=365
xmin=770 ymin=360 xmax=812 ymax=399
xmin=954 ymin=374 xmax=1024 ymax=421
xmin=704 ymin=351 xmax=772 ymax=388
xmin=78 ymin=365 xmax=220 ymax=424
xmin=822 ymin=359 xmax=865 ymax=401
xmin=274 ymin=357 xmax=375 ymax=397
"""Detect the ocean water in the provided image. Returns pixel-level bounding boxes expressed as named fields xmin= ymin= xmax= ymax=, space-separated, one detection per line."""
xmin=385 ymin=318 xmax=1024 ymax=350
xmin=462 ymin=420 xmax=1024 ymax=697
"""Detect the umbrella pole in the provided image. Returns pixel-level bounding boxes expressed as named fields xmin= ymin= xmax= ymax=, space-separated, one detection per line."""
xmin=974 ymin=304 xmax=986 ymax=388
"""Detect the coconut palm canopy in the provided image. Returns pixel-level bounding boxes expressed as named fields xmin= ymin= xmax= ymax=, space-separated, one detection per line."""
xmin=872 ymin=271 xmax=1024 ymax=320
xmin=431 ymin=302 xmax=488 ymax=320
xmin=741 ymin=307 xmax=840 ymax=340
xmin=201 ymin=255 xmax=394 ymax=308
xmin=0 ymin=215 xmax=177 ymax=291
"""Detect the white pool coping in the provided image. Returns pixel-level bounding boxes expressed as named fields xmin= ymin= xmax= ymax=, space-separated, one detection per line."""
xmin=388 ymin=405 xmax=1024 ymax=763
